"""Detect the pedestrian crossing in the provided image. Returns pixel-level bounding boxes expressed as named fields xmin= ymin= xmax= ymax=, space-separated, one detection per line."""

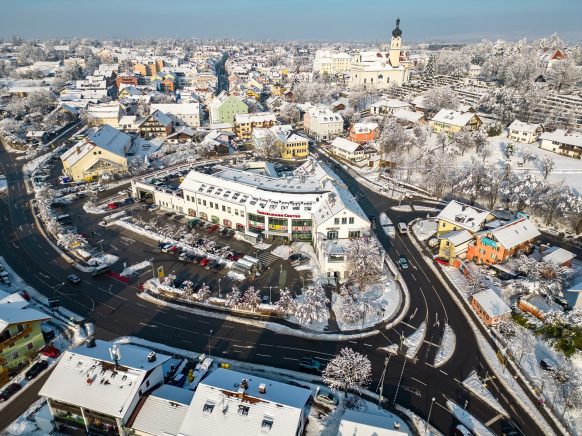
xmin=257 ymin=251 xmax=279 ymax=268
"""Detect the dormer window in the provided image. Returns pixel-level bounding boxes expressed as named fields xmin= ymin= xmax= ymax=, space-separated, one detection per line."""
xmin=238 ymin=405 xmax=250 ymax=416
xmin=261 ymin=417 xmax=274 ymax=432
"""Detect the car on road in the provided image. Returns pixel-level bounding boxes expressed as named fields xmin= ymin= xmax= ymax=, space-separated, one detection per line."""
xmin=398 ymin=255 xmax=409 ymax=269
xmin=161 ymin=244 xmax=177 ymax=253
xmin=0 ymin=383 xmax=22 ymax=403
xmin=315 ymin=389 xmax=339 ymax=407
xmin=25 ymin=360 xmax=49 ymax=380
xmin=398 ymin=222 xmax=408 ymax=234
xmin=298 ymin=357 xmax=324 ymax=373
xmin=40 ymin=345 xmax=61 ymax=358
xmin=67 ymin=274 xmax=81 ymax=284
xmin=205 ymin=259 xmax=218 ymax=270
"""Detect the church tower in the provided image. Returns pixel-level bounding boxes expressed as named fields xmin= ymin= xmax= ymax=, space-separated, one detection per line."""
xmin=389 ymin=17 xmax=402 ymax=68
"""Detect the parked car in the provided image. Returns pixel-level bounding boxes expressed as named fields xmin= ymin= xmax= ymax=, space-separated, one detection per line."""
xmin=398 ymin=255 xmax=409 ymax=269
xmin=19 ymin=291 xmax=31 ymax=301
xmin=25 ymin=360 xmax=49 ymax=380
xmin=40 ymin=345 xmax=61 ymax=358
xmin=149 ymin=205 xmax=159 ymax=211
xmin=205 ymin=259 xmax=218 ymax=270
xmin=106 ymin=202 xmax=119 ymax=210
xmin=67 ymin=274 xmax=81 ymax=284
xmin=299 ymin=357 xmax=323 ymax=373
xmin=199 ymin=257 xmax=210 ymax=267
xmin=0 ymin=383 xmax=22 ymax=403
xmin=123 ymin=197 xmax=134 ymax=205
xmin=161 ymin=244 xmax=177 ymax=253
xmin=315 ymin=389 xmax=339 ymax=407
xmin=207 ymin=224 xmax=220 ymax=233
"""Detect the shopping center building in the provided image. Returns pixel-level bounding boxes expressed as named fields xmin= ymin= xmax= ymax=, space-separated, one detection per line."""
xmin=131 ymin=158 xmax=372 ymax=279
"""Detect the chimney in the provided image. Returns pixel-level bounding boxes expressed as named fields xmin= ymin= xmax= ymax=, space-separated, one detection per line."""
xmin=147 ymin=351 xmax=156 ymax=362
xmin=76 ymin=146 xmax=81 ymax=154
xmin=87 ymin=338 xmax=96 ymax=348
xmin=238 ymin=378 xmax=249 ymax=398
xmin=259 ymin=383 xmax=266 ymax=394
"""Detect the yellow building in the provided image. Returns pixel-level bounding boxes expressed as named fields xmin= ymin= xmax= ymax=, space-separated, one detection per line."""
xmin=60 ymin=125 xmax=131 ymax=182
xmin=435 ymin=200 xmax=495 ymax=237
xmin=1 ymin=305 xmax=50 ymax=386
xmin=253 ymin=126 xmax=309 ymax=160
xmin=429 ymin=109 xmax=482 ymax=135
xmin=437 ymin=229 xmax=474 ymax=263
xmin=235 ymin=112 xmax=277 ymax=140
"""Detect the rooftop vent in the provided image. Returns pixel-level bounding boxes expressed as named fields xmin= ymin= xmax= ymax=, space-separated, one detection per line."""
xmin=147 ymin=351 xmax=156 ymax=362
xmin=259 ymin=383 xmax=267 ymax=394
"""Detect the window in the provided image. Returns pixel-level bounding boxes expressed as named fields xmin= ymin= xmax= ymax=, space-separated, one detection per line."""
xmin=209 ymin=202 xmax=213 ymax=208
xmin=203 ymin=402 xmax=215 ymax=415
xmin=203 ymin=200 xmax=207 ymax=206
xmin=327 ymin=231 xmax=338 ymax=240
xmin=16 ymin=324 xmax=24 ymax=333
xmin=238 ymin=405 xmax=250 ymax=416
xmin=348 ymin=231 xmax=361 ymax=238
xmin=261 ymin=417 xmax=274 ymax=432
xmin=334 ymin=218 xmax=340 ymax=225
xmin=222 ymin=205 xmax=226 ymax=212
xmin=341 ymin=217 xmax=347 ymax=224
xmin=349 ymin=217 xmax=354 ymax=224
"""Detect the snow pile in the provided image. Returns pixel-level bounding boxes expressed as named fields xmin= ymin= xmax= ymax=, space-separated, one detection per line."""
xmin=434 ymin=324 xmax=456 ymax=367
xmin=83 ymin=201 xmax=108 ymax=214
xmin=272 ymin=245 xmax=293 ymax=259
xmin=462 ymin=371 xmax=508 ymax=416
xmin=3 ymin=399 xmax=48 ymax=436
xmin=446 ymin=399 xmax=496 ymax=436
xmin=404 ymin=321 xmax=426 ymax=358
xmin=87 ymin=253 xmax=119 ymax=267
xmin=395 ymin=404 xmax=443 ymax=436
xmin=391 ymin=205 xmax=413 ymax=212
xmin=292 ymin=242 xmax=323 ymax=277
xmin=120 ymin=260 xmax=152 ymax=277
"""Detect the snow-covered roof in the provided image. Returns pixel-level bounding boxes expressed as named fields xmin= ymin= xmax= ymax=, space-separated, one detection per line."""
xmin=167 ymin=126 xmax=196 ymax=139
xmin=431 ymin=109 xmax=477 ymax=127
xmin=0 ymin=305 xmax=49 ymax=333
xmin=393 ymin=109 xmax=423 ymax=123
xmin=472 ymin=288 xmax=511 ymax=318
xmin=130 ymin=384 xmax=194 ymax=436
xmin=0 ymin=292 xmax=28 ymax=308
xmin=306 ymin=106 xmax=343 ymax=123
xmin=488 ymin=218 xmax=540 ymax=250
xmin=143 ymin=109 xmax=173 ymax=127
xmin=339 ymin=409 xmax=409 ymax=436
xmin=508 ymin=120 xmax=542 ymax=134
xmin=178 ymin=368 xmax=311 ymax=436
xmin=541 ymin=246 xmax=576 ymax=265
xmin=150 ymin=103 xmax=200 ymax=116
xmin=539 ymin=129 xmax=582 ymax=148
xmin=436 ymin=200 xmax=492 ymax=233
xmin=351 ymin=122 xmax=379 ymax=134
xmin=439 ymin=229 xmax=473 ymax=246
xmin=61 ymin=125 xmax=131 ymax=167
xmin=235 ymin=112 xmax=276 ymax=124
xmin=39 ymin=340 xmax=170 ymax=419
xmin=330 ymin=137 xmax=363 ymax=154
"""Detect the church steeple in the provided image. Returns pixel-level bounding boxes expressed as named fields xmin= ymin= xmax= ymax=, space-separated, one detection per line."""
xmin=392 ymin=17 xmax=402 ymax=38
xmin=389 ymin=17 xmax=402 ymax=68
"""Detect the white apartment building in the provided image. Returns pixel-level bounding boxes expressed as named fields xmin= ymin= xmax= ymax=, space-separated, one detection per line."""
xmin=132 ymin=159 xmax=371 ymax=278
xmin=507 ymin=120 xmax=544 ymax=144
xmin=330 ymin=137 xmax=372 ymax=162
xmin=304 ymin=106 xmax=344 ymax=141
xmin=150 ymin=103 xmax=201 ymax=128
xmin=313 ymin=50 xmax=353 ymax=75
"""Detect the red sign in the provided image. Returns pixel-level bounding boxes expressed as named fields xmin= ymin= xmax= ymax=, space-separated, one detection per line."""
xmin=257 ymin=210 xmax=301 ymax=219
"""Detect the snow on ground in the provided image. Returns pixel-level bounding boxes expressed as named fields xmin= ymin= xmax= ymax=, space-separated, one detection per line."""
xmin=413 ymin=205 xmax=442 ymax=213
xmin=0 ymin=174 xmax=7 ymax=191
xmin=446 ymin=399 xmax=496 ymax=436
xmin=292 ymin=242 xmax=322 ymax=278
xmin=3 ymin=399 xmax=48 ymax=435
xmin=271 ymin=245 xmax=292 ymax=259
xmin=463 ymin=371 xmax=508 ymax=417
xmin=404 ymin=321 xmax=426 ymax=358
xmin=332 ymin=276 xmax=400 ymax=331
xmin=86 ymin=253 xmax=119 ymax=267
xmin=395 ymin=404 xmax=443 ymax=436
xmin=287 ymin=292 xmax=330 ymax=332
xmin=22 ymin=143 xmax=66 ymax=177
xmin=434 ymin=324 xmax=456 ymax=368
xmin=226 ymin=271 xmax=246 ymax=281
xmin=412 ymin=219 xmax=438 ymax=242
xmin=82 ymin=201 xmax=108 ymax=214
xmin=391 ymin=205 xmax=413 ymax=212
xmin=120 ymin=260 xmax=152 ymax=277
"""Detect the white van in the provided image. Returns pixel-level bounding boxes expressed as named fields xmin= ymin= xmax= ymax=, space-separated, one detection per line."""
xmin=398 ymin=222 xmax=408 ymax=234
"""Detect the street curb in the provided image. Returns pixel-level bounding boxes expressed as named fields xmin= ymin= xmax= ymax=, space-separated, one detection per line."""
xmin=407 ymin=219 xmax=565 ymax=436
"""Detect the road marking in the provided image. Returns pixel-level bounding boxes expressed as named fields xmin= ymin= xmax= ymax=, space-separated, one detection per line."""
xmin=364 ymin=343 xmax=373 ymax=347
xmin=282 ymin=357 xmax=299 ymax=361
xmin=176 ymin=314 xmax=188 ymax=319
xmin=139 ymin=322 xmax=158 ymax=328
xmin=400 ymin=321 xmax=417 ymax=329
xmin=256 ymin=354 xmax=271 ymax=358
xmin=423 ymin=340 xmax=440 ymax=347
xmin=410 ymin=274 xmax=417 ymax=281
xmin=410 ymin=377 xmax=427 ymax=386
xmin=439 ymin=369 xmax=448 ymax=375
xmin=485 ymin=414 xmax=504 ymax=426
xmin=136 ymin=303 xmax=147 ymax=308
xmin=348 ymin=340 xmax=358 ymax=344
xmin=110 ymin=245 xmax=118 ymax=251
xmin=233 ymin=344 xmax=254 ymax=349
xmin=434 ymin=401 xmax=452 ymax=415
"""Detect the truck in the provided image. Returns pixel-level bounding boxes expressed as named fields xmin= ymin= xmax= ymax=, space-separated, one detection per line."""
xmin=379 ymin=212 xmax=396 ymax=237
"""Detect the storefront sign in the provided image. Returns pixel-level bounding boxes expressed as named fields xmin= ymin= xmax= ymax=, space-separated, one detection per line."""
xmin=257 ymin=210 xmax=301 ymax=218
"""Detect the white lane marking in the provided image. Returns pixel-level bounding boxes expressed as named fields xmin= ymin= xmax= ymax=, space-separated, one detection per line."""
xmin=410 ymin=377 xmax=427 ymax=386
xmin=410 ymin=274 xmax=417 ymax=281
xmin=256 ymin=354 xmax=271 ymax=358
xmin=282 ymin=357 xmax=299 ymax=361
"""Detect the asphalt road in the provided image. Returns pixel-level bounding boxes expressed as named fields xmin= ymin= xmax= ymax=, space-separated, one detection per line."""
xmin=0 ymin=138 xmax=558 ymax=435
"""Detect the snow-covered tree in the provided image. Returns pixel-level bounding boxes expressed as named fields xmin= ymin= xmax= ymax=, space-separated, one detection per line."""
xmin=343 ymin=236 xmax=383 ymax=293
xmin=294 ymin=283 xmax=329 ymax=326
xmin=422 ymin=86 xmax=458 ymax=112
xmin=254 ymin=130 xmax=281 ymax=159
xmin=537 ymin=154 xmax=556 ymax=181
xmin=240 ymin=286 xmax=261 ymax=311
xmin=453 ymin=128 xmax=475 ymax=156
xmin=433 ymin=50 xmax=469 ymax=77
xmin=464 ymin=272 xmax=486 ymax=296
xmin=379 ymin=117 xmax=409 ymax=164
xmin=546 ymin=58 xmax=581 ymax=92
xmin=278 ymin=104 xmax=300 ymax=124
xmin=225 ymin=286 xmax=242 ymax=308
xmin=275 ymin=287 xmax=296 ymax=314
xmin=322 ymin=347 xmax=372 ymax=394
xmin=455 ymin=158 xmax=486 ymax=205
xmin=197 ymin=283 xmax=211 ymax=301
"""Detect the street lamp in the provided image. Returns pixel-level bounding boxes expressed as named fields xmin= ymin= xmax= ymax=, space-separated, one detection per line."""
xmin=98 ymin=239 xmax=104 ymax=256
xmin=218 ymin=279 xmax=222 ymax=298
xmin=426 ymin=397 xmax=436 ymax=435
xmin=208 ymin=329 xmax=213 ymax=358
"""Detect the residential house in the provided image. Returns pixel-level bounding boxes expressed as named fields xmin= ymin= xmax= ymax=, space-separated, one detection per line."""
xmin=234 ymin=112 xmax=277 ymax=140
xmin=115 ymin=73 xmax=138 ymax=89
xmin=253 ymin=125 xmax=309 ymax=160
xmin=86 ymin=102 xmax=124 ymax=127
xmin=435 ymin=200 xmax=495 ymax=237
xmin=518 ymin=294 xmax=562 ymax=320
xmin=541 ymin=246 xmax=576 ymax=268
xmin=209 ymin=92 xmax=249 ymax=124
xmin=470 ymin=288 xmax=511 ymax=326
xmin=392 ymin=108 xmax=424 ymax=125
xmin=177 ymin=368 xmax=312 ymax=436
xmin=329 ymin=137 xmax=376 ymax=162
xmin=150 ymin=103 xmax=201 ymax=128
xmin=139 ymin=110 xmax=173 ymax=138
xmin=564 ymin=281 xmax=582 ymax=310
xmin=466 ymin=218 xmax=541 ymax=265
xmin=429 ymin=109 xmax=482 ymax=135
xmin=39 ymin=340 xmax=170 ymax=435
xmin=166 ymin=126 xmax=196 ymax=144
xmin=0 ymin=305 xmax=50 ymax=387
xmin=438 ymin=229 xmax=473 ymax=264
xmin=539 ymin=129 xmax=582 ymax=159
xmin=338 ymin=409 xmax=409 ymax=436
xmin=304 ymin=106 xmax=344 ymax=141
xmin=61 ymin=125 xmax=132 ymax=181
xmin=507 ymin=120 xmax=544 ymax=144
xmin=348 ymin=122 xmax=380 ymax=143
xmin=369 ymin=98 xmax=410 ymax=115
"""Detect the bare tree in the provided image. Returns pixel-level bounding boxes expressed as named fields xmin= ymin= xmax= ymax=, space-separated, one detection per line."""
xmin=538 ymin=155 xmax=556 ymax=180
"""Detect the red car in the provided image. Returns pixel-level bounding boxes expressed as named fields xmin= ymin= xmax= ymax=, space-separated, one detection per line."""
xmin=106 ymin=202 xmax=119 ymax=210
xmin=40 ymin=345 xmax=61 ymax=358
xmin=19 ymin=291 xmax=31 ymax=302
xmin=207 ymin=224 xmax=220 ymax=233
xmin=199 ymin=257 xmax=210 ymax=267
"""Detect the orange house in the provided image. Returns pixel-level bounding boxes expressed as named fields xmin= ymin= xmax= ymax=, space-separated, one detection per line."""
xmin=470 ymin=288 xmax=511 ymax=326
xmin=161 ymin=78 xmax=175 ymax=93
xmin=349 ymin=123 xmax=380 ymax=143
xmin=115 ymin=74 xmax=138 ymax=88
xmin=466 ymin=218 xmax=540 ymax=265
